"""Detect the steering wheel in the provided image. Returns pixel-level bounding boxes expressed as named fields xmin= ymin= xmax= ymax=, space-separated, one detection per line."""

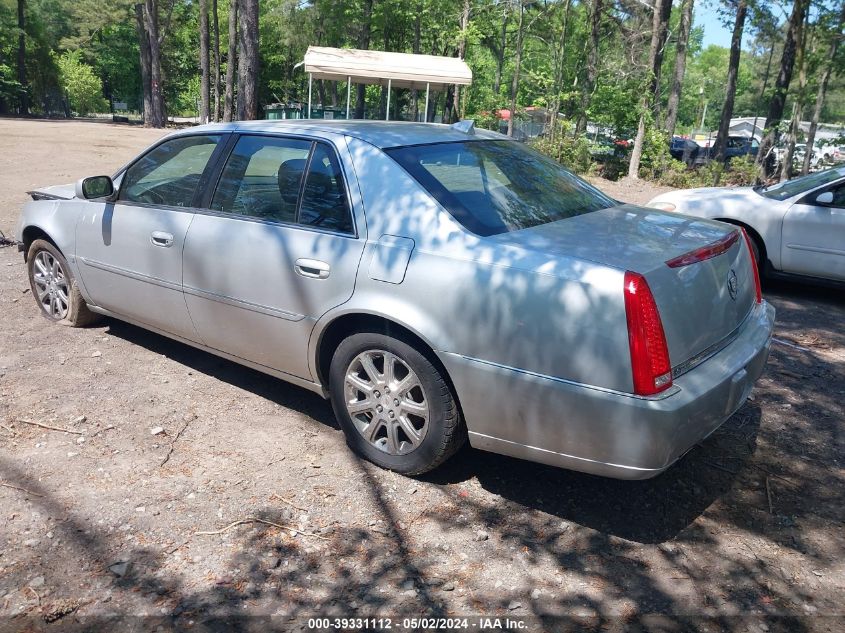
xmin=136 ymin=187 xmax=166 ymax=205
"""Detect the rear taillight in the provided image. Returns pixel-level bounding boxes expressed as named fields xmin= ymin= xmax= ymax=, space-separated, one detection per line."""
xmin=624 ymin=271 xmax=673 ymax=396
xmin=740 ymin=228 xmax=763 ymax=304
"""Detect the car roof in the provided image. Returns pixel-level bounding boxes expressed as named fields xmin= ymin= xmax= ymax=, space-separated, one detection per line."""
xmin=172 ymin=119 xmax=508 ymax=149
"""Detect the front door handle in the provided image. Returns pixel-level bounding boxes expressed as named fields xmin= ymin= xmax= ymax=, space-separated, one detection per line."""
xmin=294 ymin=258 xmax=331 ymax=279
xmin=151 ymin=231 xmax=174 ymax=248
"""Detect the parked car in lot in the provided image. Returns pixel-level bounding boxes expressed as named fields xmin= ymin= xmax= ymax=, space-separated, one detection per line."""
xmin=792 ymin=143 xmax=822 ymax=170
xmin=647 ymin=166 xmax=845 ymax=284
xmin=15 ymin=120 xmax=774 ymax=479
xmin=707 ymin=135 xmax=759 ymax=163
xmin=669 ymin=136 xmax=700 ymax=164
xmin=820 ymin=144 xmax=845 ymax=164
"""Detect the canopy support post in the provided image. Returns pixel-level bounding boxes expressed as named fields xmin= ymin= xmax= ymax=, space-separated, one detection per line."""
xmin=385 ymin=79 xmax=391 ymax=121
xmin=346 ymin=76 xmax=351 ymax=119
xmin=307 ymin=73 xmax=313 ymax=119
xmin=424 ymin=83 xmax=430 ymax=123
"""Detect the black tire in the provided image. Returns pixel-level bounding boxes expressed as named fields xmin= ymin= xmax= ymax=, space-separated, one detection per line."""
xmin=329 ymin=332 xmax=465 ymax=475
xmin=27 ymin=239 xmax=100 ymax=327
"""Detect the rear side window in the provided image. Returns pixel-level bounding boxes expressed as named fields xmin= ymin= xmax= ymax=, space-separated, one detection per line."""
xmin=120 ymin=135 xmax=221 ymax=207
xmin=211 ymin=136 xmax=312 ymax=222
xmin=210 ymin=135 xmax=353 ymax=233
xmin=386 ymin=140 xmax=615 ymax=236
xmin=299 ymin=144 xmax=353 ymax=233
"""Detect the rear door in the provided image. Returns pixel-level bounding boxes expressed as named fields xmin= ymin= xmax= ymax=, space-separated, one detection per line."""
xmin=182 ymin=133 xmax=366 ymax=380
xmin=75 ymin=134 xmax=224 ymax=340
xmin=781 ymin=181 xmax=845 ymax=281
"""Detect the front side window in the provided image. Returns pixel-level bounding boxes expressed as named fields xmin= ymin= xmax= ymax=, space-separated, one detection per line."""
xmin=759 ymin=167 xmax=845 ymax=201
xmin=120 ymin=135 xmax=221 ymax=207
xmin=211 ymin=135 xmax=312 ymax=222
xmin=386 ymin=140 xmax=616 ymax=236
xmin=823 ymin=182 xmax=845 ymax=208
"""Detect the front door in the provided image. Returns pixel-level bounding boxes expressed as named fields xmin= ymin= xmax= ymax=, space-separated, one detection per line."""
xmin=75 ymin=134 xmax=224 ymax=339
xmin=781 ymin=181 xmax=845 ymax=281
xmin=182 ymin=134 xmax=366 ymax=380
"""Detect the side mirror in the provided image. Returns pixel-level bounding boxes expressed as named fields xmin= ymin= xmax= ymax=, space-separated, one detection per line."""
xmin=815 ymin=191 xmax=834 ymax=205
xmin=75 ymin=175 xmax=114 ymax=200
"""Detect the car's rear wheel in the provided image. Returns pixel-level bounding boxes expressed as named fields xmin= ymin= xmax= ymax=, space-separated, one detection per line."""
xmin=329 ymin=332 xmax=465 ymax=475
xmin=27 ymin=239 xmax=100 ymax=327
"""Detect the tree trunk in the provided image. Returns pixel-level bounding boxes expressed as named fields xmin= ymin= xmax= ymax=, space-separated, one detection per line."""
xmin=757 ymin=0 xmax=810 ymax=172
xmin=664 ymin=0 xmax=694 ymax=137
xmin=236 ymin=0 xmax=259 ymax=120
xmin=135 ymin=3 xmax=153 ymax=126
xmin=17 ymin=0 xmax=28 ymax=114
xmin=411 ymin=1 xmax=422 ymax=121
xmin=379 ymin=21 xmax=390 ymax=119
xmin=651 ymin=0 xmax=673 ymax=119
xmin=547 ymin=0 xmax=571 ymax=139
xmin=493 ymin=11 xmax=508 ymax=96
xmin=750 ymin=39 xmax=775 ymax=146
xmin=454 ymin=0 xmax=471 ymax=121
xmin=200 ymin=0 xmax=210 ymax=123
xmin=354 ymin=0 xmax=373 ymax=119
xmin=780 ymin=9 xmax=811 ymax=181
xmin=627 ymin=0 xmax=667 ymax=179
xmin=143 ymin=0 xmax=165 ymax=127
xmin=212 ymin=0 xmax=221 ymax=121
xmin=575 ymin=0 xmax=601 ymax=136
xmin=223 ymin=0 xmax=237 ymax=122
xmin=713 ymin=0 xmax=747 ymax=164
xmin=803 ymin=2 xmax=845 ymax=175
xmin=506 ymin=0 xmax=525 ymax=137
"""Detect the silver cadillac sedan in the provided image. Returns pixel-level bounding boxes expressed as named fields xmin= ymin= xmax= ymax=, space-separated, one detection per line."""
xmin=15 ymin=120 xmax=774 ymax=479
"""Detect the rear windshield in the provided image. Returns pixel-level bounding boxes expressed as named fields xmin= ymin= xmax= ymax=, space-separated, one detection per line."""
xmin=385 ymin=140 xmax=616 ymax=236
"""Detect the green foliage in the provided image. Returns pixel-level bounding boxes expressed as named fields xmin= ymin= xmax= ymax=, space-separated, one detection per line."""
xmin=722 ymin=155 xmax=762 ymax=186
xmin=657 ymin=158 xmax=701 ymax=188
xmin=532 ymin=120 xmax=592 ymax=174
xmin=5 ymin=0 xmax=845 ymax=136
xmin=658 ymin=154 xmax=762 ymax=189
xmin=55 ymin=50 xmax=108 ymax=115
xmin=637 ymin=120 xmax=673 ymax=181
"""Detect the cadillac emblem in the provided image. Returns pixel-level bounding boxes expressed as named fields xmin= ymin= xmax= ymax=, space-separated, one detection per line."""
xmin=727 ymin=269 xmax=738 ymax=301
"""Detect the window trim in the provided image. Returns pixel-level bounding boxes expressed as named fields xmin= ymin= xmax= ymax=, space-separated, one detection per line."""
xmin=115 ymin=132 xmax=231 ymax=210
xmin=203 ymin=132 xmax=358 ymax=238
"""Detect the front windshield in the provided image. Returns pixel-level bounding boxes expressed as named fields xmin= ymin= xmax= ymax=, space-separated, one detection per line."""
xmin=386 ymin=140 xmax=616 ymax=236
xmin=759 ymin=167 xmax=845 ymax=201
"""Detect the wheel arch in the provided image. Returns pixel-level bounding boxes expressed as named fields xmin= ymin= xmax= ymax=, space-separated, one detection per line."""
xmin=313 ymin=312 xmax=462 ymax=413
xmin=714 ymin=218 xmax=768 ymax=270
xmin=21 ymin=225 xmax=60 ymax=261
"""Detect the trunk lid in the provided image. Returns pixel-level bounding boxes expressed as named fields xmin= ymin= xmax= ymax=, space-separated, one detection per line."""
xmin=491 ymin=204 xmax=756 ymax=368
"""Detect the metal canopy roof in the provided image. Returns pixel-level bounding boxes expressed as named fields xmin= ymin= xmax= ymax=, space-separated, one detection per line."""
xmin=302 ymin=46 xmax=472 ymax=90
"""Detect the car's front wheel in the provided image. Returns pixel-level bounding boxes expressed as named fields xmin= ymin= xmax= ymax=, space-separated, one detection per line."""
xmin=27 ymin=239 xmax=99 ymax=327
xmin=329 ymin=332 xmax=465 ymax=475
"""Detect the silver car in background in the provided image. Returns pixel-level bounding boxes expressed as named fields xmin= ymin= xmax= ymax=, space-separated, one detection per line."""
xmin=15 ymin=121 xmax=774 ymax=479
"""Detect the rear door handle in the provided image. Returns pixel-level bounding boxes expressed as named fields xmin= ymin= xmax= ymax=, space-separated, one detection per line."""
xmin=294 ymin=258 xmax=330 ymax=279
xmin=151 ymin=231 xmax=174 ymax=248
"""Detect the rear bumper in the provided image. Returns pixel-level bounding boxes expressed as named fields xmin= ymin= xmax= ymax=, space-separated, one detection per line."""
xmin=440 ymin=301 xmax=775 ymax=480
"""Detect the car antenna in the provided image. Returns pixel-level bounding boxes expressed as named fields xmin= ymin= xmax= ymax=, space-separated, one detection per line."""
xmin=451 ymin=120 xmax=475 ymax=135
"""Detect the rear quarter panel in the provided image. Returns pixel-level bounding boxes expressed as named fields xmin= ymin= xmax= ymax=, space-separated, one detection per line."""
xmin=323 ymin=137 xmax=634 ymax=394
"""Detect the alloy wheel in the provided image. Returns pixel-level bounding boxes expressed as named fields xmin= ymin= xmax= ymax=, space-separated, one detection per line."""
xmin=32 ymin=250 xmax=70 ymax=320
xmin=343 ymin=349 xmax=429 ymax=455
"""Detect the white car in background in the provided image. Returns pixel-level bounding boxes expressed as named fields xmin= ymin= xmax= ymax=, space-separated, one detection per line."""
xmin=647 ymin=167 xmax=845 ymax=284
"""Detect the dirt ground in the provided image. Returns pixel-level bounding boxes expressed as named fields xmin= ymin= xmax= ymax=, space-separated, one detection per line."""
xmin=0 ymin=118 xmax=843 ymax=632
